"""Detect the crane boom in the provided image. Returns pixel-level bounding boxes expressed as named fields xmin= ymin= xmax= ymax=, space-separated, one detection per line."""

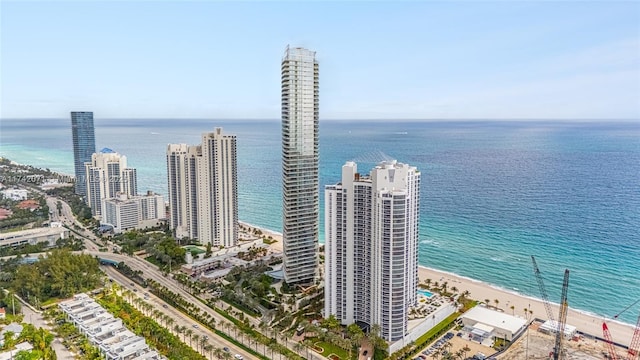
xmin=531 ymin=255 xmax=556 ymax=323
xmin=627 ymin=314 xmax=640 ymax=360
xmin=553 ymin=269 xmax=570 ymax=360
xmin=603 ymin=322 xmax=619 ymax=360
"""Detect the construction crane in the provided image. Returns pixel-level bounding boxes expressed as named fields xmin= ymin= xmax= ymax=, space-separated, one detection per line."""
xmin=552 ymin=269 xmax=570 ymax=360
xmin=603 ymin=322 xmax=619 ymax=360
xmin=603 ymin=299 xmax=640 ymax=360
xmin=628 ymin=314 xmax=640 ymax=360
xmin=531 ymin=255 xmax=556 ymax=324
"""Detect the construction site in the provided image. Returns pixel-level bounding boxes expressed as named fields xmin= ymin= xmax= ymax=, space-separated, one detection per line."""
xmin=496 ymin=256 xmax=640 ymax=360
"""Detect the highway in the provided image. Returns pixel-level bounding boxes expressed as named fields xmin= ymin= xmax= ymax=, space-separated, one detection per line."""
xmin=43 ymin=194 xmax=317 ymax=360
xmin=103 ymin=266 xmax=257 ymax=360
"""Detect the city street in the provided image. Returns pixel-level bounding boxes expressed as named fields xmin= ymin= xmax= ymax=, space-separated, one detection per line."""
xmin=104 ymin=266 xmax=258 ymax=360
xmin=19 ymin=299 xmax=77 ymax=360
xmin=45 ymin=195 xmax=317 ymax=359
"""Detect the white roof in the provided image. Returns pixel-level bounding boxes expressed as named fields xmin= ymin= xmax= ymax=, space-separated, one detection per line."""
xmin=540 ymin=320 xmax=577 ymax=336
xmin=461 ymin=306 xmax=527 ymax=335
xmin=474 ymin=323 xmax=495 ymax=333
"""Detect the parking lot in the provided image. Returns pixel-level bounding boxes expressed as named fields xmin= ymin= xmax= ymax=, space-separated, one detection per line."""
xmin=413 ymin=331 xmax=496 ymax=360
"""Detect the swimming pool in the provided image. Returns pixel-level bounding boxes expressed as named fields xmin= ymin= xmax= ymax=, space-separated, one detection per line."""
xmin=418 ymin=289 xmax=433 ymax=297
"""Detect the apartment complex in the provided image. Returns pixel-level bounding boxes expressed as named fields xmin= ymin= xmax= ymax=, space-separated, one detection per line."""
xmin=325 ymin=160 xmax=421 ymax=341
xmin=71 ymin=111 xmax=96 ymax=198
xmin=281 ymin=46 xmax=320 ymax=284
xmin=85 ymin=148 xmax=137 ymax=218
xmin=103 ymin=191 xmax=165 ymax=233
xmin=166 ymin=127 xmax=238 ymax=247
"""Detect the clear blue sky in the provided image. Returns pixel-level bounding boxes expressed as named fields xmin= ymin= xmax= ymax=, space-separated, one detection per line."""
xmin=1 ymin=0 xmax=639 ymax=120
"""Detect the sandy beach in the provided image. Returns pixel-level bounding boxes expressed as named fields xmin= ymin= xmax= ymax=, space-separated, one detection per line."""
xmin=239 ymin=221 xmax=284 ymax=252
xmin=418 ymin=266 xmax=636 ymax=347
xmin=239 ymin=220 xmax=636 ymax=347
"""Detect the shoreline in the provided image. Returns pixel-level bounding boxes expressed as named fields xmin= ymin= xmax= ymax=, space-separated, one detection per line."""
xmin=4 ymin=158 xmax=637 ymax=344
xmin=239 ymin=220 xmax=637 ymax=344
xmin=417 ymin=265 xmax=636 ymax=346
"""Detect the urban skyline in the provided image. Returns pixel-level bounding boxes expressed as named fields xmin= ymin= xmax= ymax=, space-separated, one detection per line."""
xmin=2 ymin=1 xmax=638 ymax=120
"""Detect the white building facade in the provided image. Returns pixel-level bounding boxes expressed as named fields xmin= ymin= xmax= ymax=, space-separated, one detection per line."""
xmin=84 ymin=148 xmax=137 ymax=218
xmin=281 ymin=46 xmax=320 ymax=284
xmin=166 ymin=128 xmax=238 ymax=247
xmin=102 ymin=191 xmax=164 ymax=233
xmin=325 ymin=160 xmax=421 ymax=342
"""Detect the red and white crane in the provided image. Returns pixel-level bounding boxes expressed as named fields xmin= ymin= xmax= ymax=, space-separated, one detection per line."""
xmin=602 ymin=298 xmax=640 ymax=360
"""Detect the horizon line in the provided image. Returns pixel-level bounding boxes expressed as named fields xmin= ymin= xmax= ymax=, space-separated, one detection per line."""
xmin=2 ymin=117 xmax=639 ymax=122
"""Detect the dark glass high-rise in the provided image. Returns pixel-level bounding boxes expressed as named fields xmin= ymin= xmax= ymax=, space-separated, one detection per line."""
xmin=71 ymin=111 xmax=96 ymax=198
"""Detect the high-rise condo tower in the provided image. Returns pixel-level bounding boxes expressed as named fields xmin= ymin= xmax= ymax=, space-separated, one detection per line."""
xmin=71 ymin=111 xmax=96 ymax=198
xmin=325 ymin=160 xmax=421 ymax=341
xmin=84 ymin=148 xmax=137 ymax=218
xmin=281 ymin=46 xmax=319 ymax=284
xmin=166 ymin=127 xmax=238 ymax=247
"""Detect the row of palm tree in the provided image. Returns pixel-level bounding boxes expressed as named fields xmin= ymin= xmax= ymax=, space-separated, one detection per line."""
xmin=143 ymin=279 xmax=306 ymax=360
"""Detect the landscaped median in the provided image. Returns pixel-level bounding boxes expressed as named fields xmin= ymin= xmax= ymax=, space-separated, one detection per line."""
xmin=147 ymin=279 xmax=303 ymax=360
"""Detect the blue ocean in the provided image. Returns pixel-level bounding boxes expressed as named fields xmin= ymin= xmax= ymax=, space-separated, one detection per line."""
xmin=1 ymin=119 xmax=639 ymax=325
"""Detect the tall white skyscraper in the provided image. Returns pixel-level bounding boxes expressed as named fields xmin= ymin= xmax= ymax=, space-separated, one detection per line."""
xmin=166 ymin=127 xmax=238 ymax=247
xmin=84 ymin=148 xmax=137 ymax=218
xmin=325 ymin=160 xmax=421 ymax=342
xmin=281 ymin=45 xmax=319 ymax=284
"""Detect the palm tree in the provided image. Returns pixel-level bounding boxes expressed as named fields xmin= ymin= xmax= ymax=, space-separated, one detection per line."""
xmin=213 ymin=347 xmax=224 ymax=360
xmin=510 ymin=305 xmax=515 ymax=315
xmin=424 ymin=278 xmax=432 ymax=289
xmin=462 ymin=344 xmax=471 ymax=359
xmin=450 ymin=286 xmax=458 ymax=294
xmin=494 ymin=299 xmax=500 ymax=309
xmin=204 ymin=344 xmax=213 ymax=360
xmin=193 ymin=334 xmax=200 ymax=350
xmin=199 ymin=336 xmax=207 ymax=353
xmin=484 ymin=298 xmax=490 ymax=305
xmin=186 ymin=328 xmax=193 ymax=346
xmin=442 ymin=281 xmax=448 ymax=294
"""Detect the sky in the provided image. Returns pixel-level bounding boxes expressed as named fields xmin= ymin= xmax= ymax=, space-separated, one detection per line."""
xmin=1 ymin=0 xmax=639 ymax=120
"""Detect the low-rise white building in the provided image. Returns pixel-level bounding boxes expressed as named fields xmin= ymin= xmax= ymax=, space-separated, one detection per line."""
xmin=102 ymin=191 xmax=165 ymax=233
xmin=0 ymin=226 xmax=69 ymax=249
xmin=459 ymin=306 xmax=528 ymax=342
xmin=539 ymin=320 xmax=577 ymax=339
xmin=59 ymin=294 xmax=164 ymax=360
xmin=0 ymin=189 xmax=28 ymax=201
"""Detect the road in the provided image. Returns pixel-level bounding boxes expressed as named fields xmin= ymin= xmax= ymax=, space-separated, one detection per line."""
xmin=103 ymin=266 xmax=258 ymax=360
xmin=46 ymin=194 xmax=317 ymax=360
xmin=19 ymin=298 xmax=77 ymax=360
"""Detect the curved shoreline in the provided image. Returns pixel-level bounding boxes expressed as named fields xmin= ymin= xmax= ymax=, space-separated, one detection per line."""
xmin=4 ymin=159 xmax=637 ymax=345
xmin=239 ymin=220 xmax=636 ymax=346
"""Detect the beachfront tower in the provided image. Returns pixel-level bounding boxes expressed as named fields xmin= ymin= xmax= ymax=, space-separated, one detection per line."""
xmin=84 ymin=148 xmax=137 ymax=218
xmin=325 ymin=160 xmax=421 ymax=342
xmin=71 ymin=111 xmax=96 ymax=198
xmin=166 ymin=127 xmax=238 ymax=247
xmin=281 ymin=45 xmax=320 ymax=285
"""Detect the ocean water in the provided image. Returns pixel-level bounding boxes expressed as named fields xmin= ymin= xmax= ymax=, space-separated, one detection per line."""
xmin=1 ymin=118 xmax=639 ymax=325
